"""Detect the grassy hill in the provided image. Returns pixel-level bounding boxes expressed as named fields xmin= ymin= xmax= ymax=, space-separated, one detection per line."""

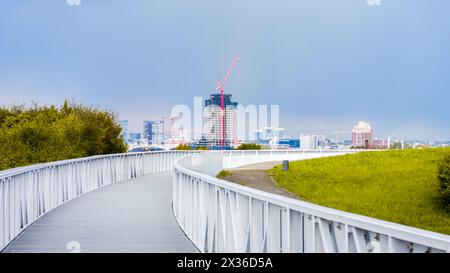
xmin=269 ymin=148 xmax=450 ymax=235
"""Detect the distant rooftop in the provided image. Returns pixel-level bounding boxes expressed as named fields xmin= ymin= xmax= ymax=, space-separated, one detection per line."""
xmin=352 ymin=121 xmax=372 ymax=133
xmin=205 ymin=94 xmax=238 ymax=108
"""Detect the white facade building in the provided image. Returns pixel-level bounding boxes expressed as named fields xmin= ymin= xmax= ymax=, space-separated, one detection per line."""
xmin=300 ymin=134 xmax=318 ymax=150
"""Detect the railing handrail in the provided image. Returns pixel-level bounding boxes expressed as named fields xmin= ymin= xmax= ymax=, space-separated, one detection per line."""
xmin=173 ymin=151 xmax=450 ymax=252
xmin=0 ymin=149 xmax=359 ymax=179
xmin=0 ymin=150 xmax=199 ymax=179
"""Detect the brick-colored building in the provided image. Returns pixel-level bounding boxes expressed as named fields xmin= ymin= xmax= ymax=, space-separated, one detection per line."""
xmin=352 ymin=121 xmax=372 ymax=148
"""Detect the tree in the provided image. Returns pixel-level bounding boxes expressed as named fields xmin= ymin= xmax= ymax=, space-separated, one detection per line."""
xmin=235 ymin=143 xmax=262 ymax=150
xmin=175 ymin=144 xmax=192 ymax=150
xmin=0 ymin=101 xmax=127 ymax=171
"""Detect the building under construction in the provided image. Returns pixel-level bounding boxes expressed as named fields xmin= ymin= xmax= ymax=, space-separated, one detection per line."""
xmin=203 ymin=94 xmax=238 ymax=148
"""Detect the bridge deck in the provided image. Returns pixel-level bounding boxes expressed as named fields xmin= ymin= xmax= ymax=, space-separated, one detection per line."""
xmin=2 ymin=173 xmax=198 ymax=253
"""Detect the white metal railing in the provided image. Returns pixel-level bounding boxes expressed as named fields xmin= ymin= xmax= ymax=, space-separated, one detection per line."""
xmin=0 ymin=150 xmax=198 ymax=251
xmin=173 ymin=150 xmax=450 ymax=253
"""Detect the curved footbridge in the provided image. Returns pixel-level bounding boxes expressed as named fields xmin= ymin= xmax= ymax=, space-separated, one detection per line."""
xmin=2 ymin=150 xmax=450 ymax=253
xmin=3 ymin=173 xmax=197 ymax=253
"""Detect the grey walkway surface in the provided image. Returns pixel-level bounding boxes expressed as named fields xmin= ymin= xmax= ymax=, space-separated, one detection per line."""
xmin=2 ymin=173 xmax=198 ymax=253
xmin=229 ymin=161 xmax=283 ymax=170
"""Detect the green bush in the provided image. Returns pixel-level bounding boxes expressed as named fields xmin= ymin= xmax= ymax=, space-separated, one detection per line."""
xmin=0 ymin=101 xmax=127 ymax=171
xmin=235 ymin=143 xmax=262 ymax=150
xmin=438 ymin=155 xmax=450 ymax=211
xmin=216 ymin=170 xmax=232 ymax=179
xmin=175 ymin=144 xmax=192 ymax=150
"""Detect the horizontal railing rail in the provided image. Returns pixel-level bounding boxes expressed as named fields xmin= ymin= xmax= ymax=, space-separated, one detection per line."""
xmin=172 ymin=150 xmax=450 ymax=253
xmin=221 ymin=149 xmax=357 ymax=169
xmin=0 ymin=150 xmax=199 ymax=251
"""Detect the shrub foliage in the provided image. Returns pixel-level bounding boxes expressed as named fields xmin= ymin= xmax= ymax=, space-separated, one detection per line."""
xmin=0 ymin=101 xmax=127 ymax=171
xmin=235 ymin=143 xmax=262 ymax=150
xmin=216 ymin=170 xmax=232 ymax=179
xmin=438 ymin=155 xmax=450 ymax=211
xmin=174 ymin=144 xmax=192 ymax=150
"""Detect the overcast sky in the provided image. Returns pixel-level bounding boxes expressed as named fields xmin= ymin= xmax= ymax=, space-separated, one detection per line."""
xmin=1 ymin=0 xmax=449 ymax=140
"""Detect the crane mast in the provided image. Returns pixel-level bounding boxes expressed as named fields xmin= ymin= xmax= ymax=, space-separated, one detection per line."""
xmin=216 ymin=56 xmax=240 ymax=149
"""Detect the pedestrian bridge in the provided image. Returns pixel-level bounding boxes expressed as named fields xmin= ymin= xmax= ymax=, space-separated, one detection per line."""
xmin=1 ymin=150 xmax=449 ymax=253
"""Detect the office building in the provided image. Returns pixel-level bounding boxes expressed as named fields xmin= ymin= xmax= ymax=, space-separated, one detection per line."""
xmin=129 ymin=132 xmax=142 ymax=143
xmin=143 ymin=121 xmax=152 ymax=143
xmin=143 ymin=120 xmax=165 ymax=145
xmin=300 ymin=134 xmax=318 ymax=150
xmin=255 ymin=130 xmax=263 ymax=144
xmin=120 ymin=120 xmax=129 ymax=144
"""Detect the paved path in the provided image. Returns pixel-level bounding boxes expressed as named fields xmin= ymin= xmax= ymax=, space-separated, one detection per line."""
xmin=229 ymin=161 xmax=283 ymax=170
xmin=223 ymin=161 xmax=301 ymax=200
xmin=2 ymin=173 xmax=198 ymax=253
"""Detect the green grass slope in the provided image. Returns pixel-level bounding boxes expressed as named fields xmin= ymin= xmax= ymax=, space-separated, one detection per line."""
xmin=270 ymin=148 xmax=450 ymax=235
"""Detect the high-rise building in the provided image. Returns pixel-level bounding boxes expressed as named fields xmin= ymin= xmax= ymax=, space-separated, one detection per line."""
xmin=204 ymin=94 xmax=238 ymax=148
xmin=152 ymin=121 xmax=165 ymax=145
xmin=143 ymin=120 xmax=165 ymax=145
xmin=352 ymin=121 xmax=373 ymax=148
xmin=273 ymin=128 xmax=285 ymax=139
xmin=120 ymin=120 xmax=129 ymax=144
xmin=265 ymin=127 xmax=273 ymax=139
xmin=299 ymin=134 xmax=318 ymax=150
xmin=129 ymin=132 xmax=142 ymax=143
xmin=143 ymin=121 xmax=152 ymax=143
xmin=255 ymin=130 xmax=263 ymax=144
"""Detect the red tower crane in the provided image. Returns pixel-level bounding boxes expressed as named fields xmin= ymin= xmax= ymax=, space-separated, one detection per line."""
xmin=216 ymin=56 xmax=240 ymax=149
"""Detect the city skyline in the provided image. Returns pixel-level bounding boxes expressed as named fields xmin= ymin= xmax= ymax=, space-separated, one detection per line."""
xmin=1 ymin=1 xmax=450 ymax=140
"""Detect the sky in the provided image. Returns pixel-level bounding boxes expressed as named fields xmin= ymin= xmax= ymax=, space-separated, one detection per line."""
xmin=1 ymin=0 xmax=450 ymax=140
